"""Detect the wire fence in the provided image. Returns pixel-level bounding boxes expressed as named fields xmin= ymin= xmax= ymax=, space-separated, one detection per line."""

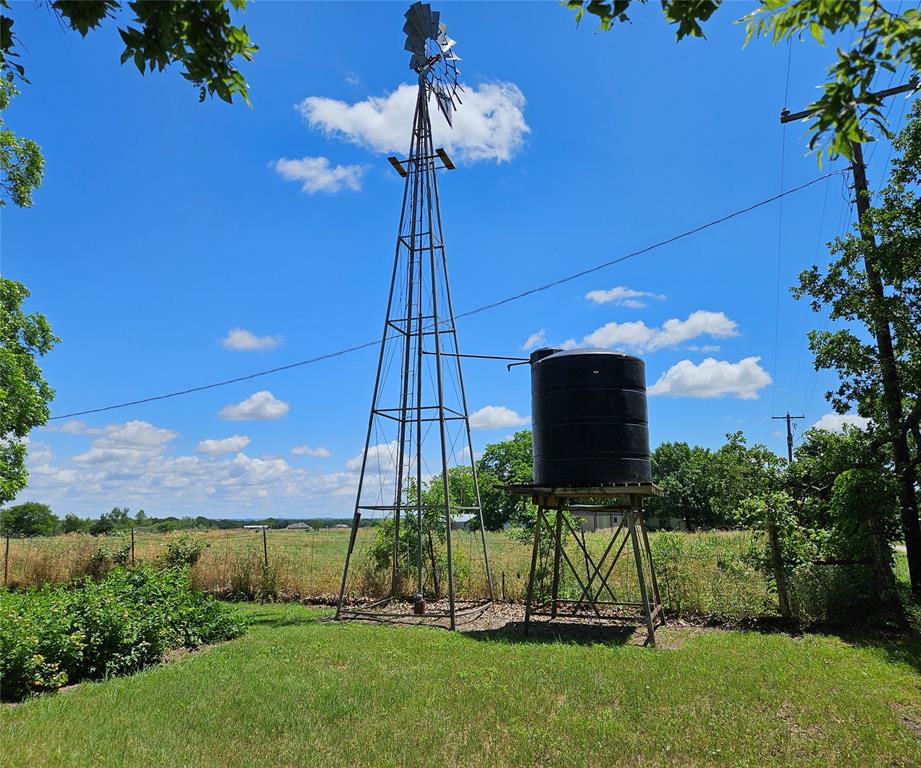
xmin=0 ymin=527 xmax=787 ymax=615
xmin=2 ymin=527 xmax=881 ymax=624
xmin=0 ymin=527 xmax=531 ymax=601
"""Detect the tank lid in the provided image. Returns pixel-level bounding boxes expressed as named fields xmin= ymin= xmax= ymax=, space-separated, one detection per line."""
xmin=533 ymin=347 xmax=643 ymax=363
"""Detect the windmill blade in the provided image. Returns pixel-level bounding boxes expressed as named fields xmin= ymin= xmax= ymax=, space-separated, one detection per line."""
xmin=436 ymin=91 xmax=455 ymax=126
xmin=404 ymin=2 xmax=463 ymax=121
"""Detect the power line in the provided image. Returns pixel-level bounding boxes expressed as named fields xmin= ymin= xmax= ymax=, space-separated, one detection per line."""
xmin=50 ymin=339 xmax=382 ymax=419
xmin=49 ymin=170 xmax=845 ymax=421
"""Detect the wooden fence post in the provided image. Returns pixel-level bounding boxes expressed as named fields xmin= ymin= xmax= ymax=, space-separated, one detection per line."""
xmin=262 ymin=527 xmax=269 ymax=572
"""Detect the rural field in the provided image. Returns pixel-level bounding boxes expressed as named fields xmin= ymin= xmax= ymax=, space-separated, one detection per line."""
xmin=3 ymin=602 xmax=921 ymax=768
xmin=6 ymin=527 xmax=779 ymax=617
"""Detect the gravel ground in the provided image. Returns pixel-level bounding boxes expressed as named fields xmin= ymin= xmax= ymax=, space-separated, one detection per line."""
xmin=335 ymin=600 xmax=712 ymax=648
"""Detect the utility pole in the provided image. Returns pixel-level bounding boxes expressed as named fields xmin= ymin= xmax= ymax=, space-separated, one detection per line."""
xmin=772 ymin=412 xmax=805 ymax=464
xmin=781 ymin=75 xmax=921 ymax=596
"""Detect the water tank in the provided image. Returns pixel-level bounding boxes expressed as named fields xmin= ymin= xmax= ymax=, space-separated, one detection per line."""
xmin=530 ymin=347 xmax=651 ymax=486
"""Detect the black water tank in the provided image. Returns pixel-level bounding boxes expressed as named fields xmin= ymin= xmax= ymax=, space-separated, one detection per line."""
xmin=530 ymin=347 xmax=651 ymax=486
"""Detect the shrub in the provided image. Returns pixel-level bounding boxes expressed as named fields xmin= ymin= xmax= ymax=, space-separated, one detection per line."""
xmin=0 ymin=566 xmax=244 ymax=702
xmin=163 ymin=534 xmax=208 ymax=568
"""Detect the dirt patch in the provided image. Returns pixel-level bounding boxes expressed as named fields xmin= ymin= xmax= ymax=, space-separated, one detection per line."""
xmin=892 ymin=701 xmax=921 ymax=743
xmin=335 ymin=600 xmax=719 ymax=649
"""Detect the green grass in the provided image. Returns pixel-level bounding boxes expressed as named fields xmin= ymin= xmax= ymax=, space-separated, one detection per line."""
xmin=3 ymin=603 xmax=920 ymax=767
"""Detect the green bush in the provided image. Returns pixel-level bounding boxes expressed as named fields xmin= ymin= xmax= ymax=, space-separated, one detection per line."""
xmin=163 ymin=534 xmax=208 ymax=568
xmin=0 ymin=566 xmax=244 ymax=702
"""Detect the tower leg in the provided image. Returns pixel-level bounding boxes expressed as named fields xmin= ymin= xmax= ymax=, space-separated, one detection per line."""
xmin=628 ymin=499 xmax=656 ymax=647
xmin=640 ymin=511 xmax=665 ymax=626
xmin=523 ymin=506 xmax=545 ymax=635
xmin=550 ymin=507 xmax=564 ymax=619
xmin=335 ymin=511 xmax=362 ymax=620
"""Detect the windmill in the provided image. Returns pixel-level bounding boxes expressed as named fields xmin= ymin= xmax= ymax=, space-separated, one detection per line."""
xmin=336 ymin=2 xmax=493 ymax=630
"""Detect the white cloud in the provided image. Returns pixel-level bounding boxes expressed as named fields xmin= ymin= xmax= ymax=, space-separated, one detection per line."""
xmin=73 ymin=420 xmax=179 ymax=465
xmin=812 ymin=413 xmax=871 ymax=433
xmin=17 ymin=419 xmax=368 ymax=518
xmin=582 ymin=310 xmax=739 ymax=353
xmin=687 ymin=344 xmax=721 ymax=353
xmin=222 ymin=328 xmax=282 ymax=351
xmin=559 ymin=338 xmax=579 ymax=350
xmin=44 ymin=420 xmax=103 ymax=435
xmin=585 ymin=286 xmax=666 ymax=307
xmin=196 ymin=435 xmax=251 ymax=455
xmin=27 ymin=440 xmax=54 ymax=465
xmin=298 ymin=82 xmax=529 ymax=163
xmin=456 ymin=446 xmax=482 ymax=462
xmin=292 ymin=445 xmax=332 ymax=458
xmin=274 ymin=156 xmax=366 ymax=194
xmin=219 ymin=391 xmax=290 ymax=421
xmin=345 ymin=73 xmax=360 ymax=86
xmin=469 ymin=405 xmax=530 ymax=429
xmin=346 ymin=441 xmax=400 ymax=472
xmin=648 ymin=357 xmax=771 ymax=400
xmin=520 ymin=330 xmax=546 ymax=351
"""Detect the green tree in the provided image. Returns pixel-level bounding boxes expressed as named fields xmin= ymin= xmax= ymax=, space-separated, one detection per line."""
xmin=794 ymin=100 xmax=921 ymax=592
xmin=787 ymin=424 xmax=891 ymax=532
xmin=475 ymin=430 xmax=534 ymax=530
xmin=0 ymin=279 xmax=58 ymax=505
xmin=772 ymin=426 xmax=903 ymax=624
xmin=89 ymin=506 xmax=132 ymax=536
xmin=647 ymin=441 xmax=715 ymax=529
xmin=568 ymin=1 xmax=921 ymax=162
xmin=0 ymin=77 xmax=42 ymax=207
xmin=828 ymin=468 xmax=905 ymax=624
xmin=0 ymin=501 xmax=57 ymax=536
xmin=369 ymin=466 xmax=479 ymax=598
xmin=62 ymin=513 xmax=85 ymax=534
xmin=0 ymin=0 xmax=257 ymax=208
xmin=710 ymin=432 xmax=786 ymax=526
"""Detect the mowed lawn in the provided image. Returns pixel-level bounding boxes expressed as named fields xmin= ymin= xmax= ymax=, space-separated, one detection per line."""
xmin=3 ymin=604 xmax=921 ymax=768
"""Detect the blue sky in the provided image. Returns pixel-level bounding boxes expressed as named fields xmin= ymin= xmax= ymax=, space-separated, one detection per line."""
xmin=3 ymin=2 xmax=914 ymax=519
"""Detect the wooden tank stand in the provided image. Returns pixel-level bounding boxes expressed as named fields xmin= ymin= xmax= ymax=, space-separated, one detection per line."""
xmin=506 ymin=483 xmax=665 ymax=647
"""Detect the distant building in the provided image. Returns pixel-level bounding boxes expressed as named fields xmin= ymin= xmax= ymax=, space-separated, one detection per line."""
xmin=451 ymin=513 xmax=475 ymax=531
xmin=286 ymin=522 xmax=312 ymax=531
xmin=575 ymin=510 xmax=624 ymax=533
xmin=332 ymin=524 xmax=350 ymax=529
xmin=646 ymin=515 xmax=687 ymax=532
xmin=574 ymin=511 xmax=687 ymax=533
xmin=243 ymin=524 xmax=269 ymax=530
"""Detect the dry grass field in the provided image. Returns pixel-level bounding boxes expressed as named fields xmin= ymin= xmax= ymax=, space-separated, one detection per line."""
xmin=3 ymin=527 xmax=777 ymax=618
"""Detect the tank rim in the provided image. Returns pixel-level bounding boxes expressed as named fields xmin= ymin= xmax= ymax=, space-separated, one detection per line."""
xmin=532 ymin=347 xmax=643 ymax=363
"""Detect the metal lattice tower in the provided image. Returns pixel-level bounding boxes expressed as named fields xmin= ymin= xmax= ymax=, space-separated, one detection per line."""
xmin=336 ymin=3 xmax=493 ymax=629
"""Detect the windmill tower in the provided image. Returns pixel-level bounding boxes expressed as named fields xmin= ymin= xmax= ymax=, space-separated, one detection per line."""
xmin=336 ymin=2 xmax=493 ymax=630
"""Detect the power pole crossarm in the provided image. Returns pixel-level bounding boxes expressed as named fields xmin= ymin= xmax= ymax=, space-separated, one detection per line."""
xmin=780 ymin=78 xmax=919 ymax=124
